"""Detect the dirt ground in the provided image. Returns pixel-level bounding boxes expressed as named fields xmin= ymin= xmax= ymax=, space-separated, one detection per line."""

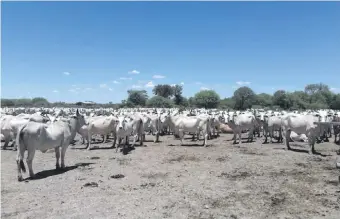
xmin=1 ymin=132 xmax=340 ymax=219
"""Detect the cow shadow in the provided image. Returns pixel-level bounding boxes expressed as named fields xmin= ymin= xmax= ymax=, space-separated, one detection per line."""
xmin=168 ymin=143 xmax=205 ymax=147
xmin=25 ymin=162 xmax=95 ymax=181
xmin=284 ymin=147 xmax=331 ymax=157
xmin=116 ymin=145 xmax=136 ymax=155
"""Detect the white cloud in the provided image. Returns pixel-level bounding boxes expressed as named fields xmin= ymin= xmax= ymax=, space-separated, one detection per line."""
xmin=195 ymin=82 xmax=203 ymax=85
xmin=71 ymin=84 xmax=77 ymax=87
xmin=108 ymin=88 xmax=113 ymax=91
xmin=83 ymin=88 xmax=93 ymax=92
xmin=99 ymin=84 xmax=107 ymax=88
xmin=132 ymin=85 xmax=142 ymax=89
xmin=330 ymin=87 xmax=339 ymax=92
xmin=112 ymin=80 xmax=120 ymax=84
xmin=153 ymin=74 xmax=165 ymax=79
xmin=128 ymin=70 xmax=140 ymax=74
xmin=145 ymin=81 xmax=155 ymax=88
xmin=53 ymin=90 xmax=59 ymax=93
xmin=120 ymin=77 xmax=132 ymax=80
xmin=180 ymin=82 xmax=184 ymax=85
xmin=200 ymin=87 xmax=210 ymax=91
xmin=69 ymin=89 xmax=78 ymax=93
xmin=236 ymin=81 xmax=251 ymax=86
xmin=63 ymin=72 xmax=70 ymax=76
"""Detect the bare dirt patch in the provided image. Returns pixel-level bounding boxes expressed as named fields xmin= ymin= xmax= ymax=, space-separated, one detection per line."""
xmin=2 ymin=133 xmax=340 ymax=219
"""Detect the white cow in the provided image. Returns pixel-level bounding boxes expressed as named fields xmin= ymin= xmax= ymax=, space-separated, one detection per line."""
xmin=227 ymin=113 xmax=257 ymax=144
xmin=115 ymin=116 xmax=144 ymax=152
xmin=16 ymin=110 xmax=85 ymax=181
xmin=86 ymin=116 xmax=118 ymax=150
xmin=263 ymin=114 xmax=283 ymax=143
xmin=165 ymin=115 xmax=210 ymax=147
xmin=281 ymin=114 xmax=322 ymax=154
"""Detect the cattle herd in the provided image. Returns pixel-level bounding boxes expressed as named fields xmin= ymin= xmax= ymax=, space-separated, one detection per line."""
xmin=1 ymin=107 xmax=340 ymax=182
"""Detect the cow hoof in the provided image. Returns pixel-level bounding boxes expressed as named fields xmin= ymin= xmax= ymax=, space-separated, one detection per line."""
xmin=18 ymin=176 xmax=23 ymax=182
xmin=56 ymin=165 xmax=61 ymax=170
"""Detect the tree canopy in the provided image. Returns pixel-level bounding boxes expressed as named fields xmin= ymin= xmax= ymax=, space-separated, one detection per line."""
xmin=194 ymin=90 xmax=220 ymax=109
xmin=232 ymin=86 xmax=256 ymax=110
xmin=126 ymin=90 xmax=148 ymax=107
xmin=152 ymin=84 xmax=174 ymax=99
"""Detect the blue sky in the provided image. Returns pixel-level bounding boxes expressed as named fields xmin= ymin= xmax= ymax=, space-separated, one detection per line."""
xmin=2 ymin=2 xmax=340 ymax=103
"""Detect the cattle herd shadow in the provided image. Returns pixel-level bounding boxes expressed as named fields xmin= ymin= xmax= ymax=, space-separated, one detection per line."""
xmin=24 ymin=162 xmax=94 ymax=181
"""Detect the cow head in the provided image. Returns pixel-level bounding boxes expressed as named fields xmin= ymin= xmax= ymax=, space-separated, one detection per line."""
xmin=74 ymin=109 xmax=86 ymax=128
xmin=117 ymin=116 xmax=127 ymax=130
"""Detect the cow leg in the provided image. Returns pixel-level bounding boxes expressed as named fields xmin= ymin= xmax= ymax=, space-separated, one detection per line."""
xmin=196 ymin=130 xmax=200 ymax=142
xmin=191 ymin=133 xmax=195 ymax=141
xmin=27 ymin=149 xmax=36 ymax=178
xmin=278 ymin=128 xmax=283 ymax=143
xmin=131 ymin=134 xmax=137 ymax=147
xmin=111 ymin=134 xmax=117 ymax=148
xmin=116 ymin=137 xmax=121 ymax=152
xmin=179 ymin=130 xmax=184 ymax=146
xmin=60 ymin=145 xmax=68 ymax=169
xmin=3 ymin=137 xmax=10 ymax=149
xmin=238 ymin=132 xmax=242 ymax=144
xmin=263 ymin=128 xmax=268 ymax=144
xmin=16 ymin=145 xmax=26 ymax=182
xmin=87 ymin=131 xmax=92 ymax=150
xmin=270 ymin=130 xmax=274 ymax=144
xmin=232 ymin=133 xmax=237 ymax=144
xmin=102 ymin=134 xmax=107 ymax=143
xmin=285 ymin=130 xmax=291 ymax=150
xmin=203 ymin=132 xmax=208 ymax=147
xmin=55 ymin=147 xmax=61 ymax=170
xmin=154 ymin=131 xmax=158 ymax=143
xmin=12 ymin=140 xmax=18 ymax=151
xmin=308 ymin=135 xmax=317 ymax=155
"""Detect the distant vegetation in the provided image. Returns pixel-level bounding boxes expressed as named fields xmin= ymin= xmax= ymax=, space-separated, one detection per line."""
xmin=1 ymin=83 xmax=340 ymax=110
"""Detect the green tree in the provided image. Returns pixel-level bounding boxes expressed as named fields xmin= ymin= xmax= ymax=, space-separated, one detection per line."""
xmin=172 ymin=85 xmax=185 ymax=105
xmin=1 ymin=99 xmax=15 ymax=107
xmin=152 ymin=84 xmax=174 ymax=98
xmin=14 ymin=98 xmax=33 ymax=107
xmin=194 ymin=90 xmax=220 ymax=109
xmin=232 ymin=86 xmax=256 ymax=110
xmin=219 ymin=98 xmax=235 ymax=109
xmin=254 ymin=93 xmax=273 ymax=107
xmin=31 ymin=97 xmax=49 ymax=107
xmin=330 ymin=94 xmax=340 ymax=110
xmin=273 ymin=90 xmax=289 ymax=109
xmin=127 ymin=90 xmax=148 ymax=106
xmin=188 ymin=97 xmax=196 ymax=107
xmin=286 ymin=91 xmax=308 ymax=110
xmin=304 ymin=83 xmax=333 ymax=107
xmin=146 ymin=96 xmax=174 ymax=108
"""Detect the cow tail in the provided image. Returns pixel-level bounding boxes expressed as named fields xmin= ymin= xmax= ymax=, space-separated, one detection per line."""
xmin=16 ymin=124 xmax=27 ymax=173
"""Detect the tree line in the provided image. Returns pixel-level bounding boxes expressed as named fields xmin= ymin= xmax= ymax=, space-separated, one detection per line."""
xmin=121 ymin=83 xmax=340 ymax=110
xmin=1 ymin=83 xmax=340 ymax=110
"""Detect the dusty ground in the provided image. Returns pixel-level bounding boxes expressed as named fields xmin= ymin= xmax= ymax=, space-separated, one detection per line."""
xmin=1 ymin=133 xmax=340 ymax=219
